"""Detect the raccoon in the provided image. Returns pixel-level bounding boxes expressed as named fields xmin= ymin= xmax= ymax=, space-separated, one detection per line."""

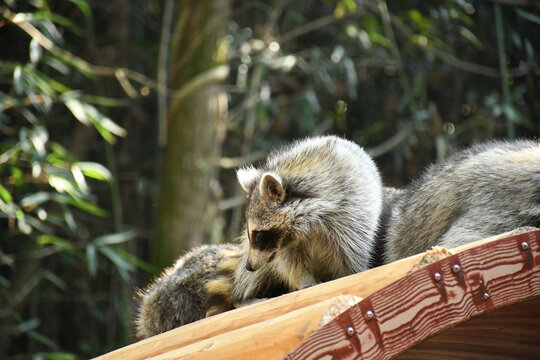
xmin=135 ymin=243 xmax=241 ymax=338
xmin=229 ymin=234 xmax=292 ymax=305
xmin=382 ymin=140 xmax=540 ymax=263
xmin=206 ymin=236 xmax=290 ymax=313
xmin=235 ymin=135 xmax=383 ymax=294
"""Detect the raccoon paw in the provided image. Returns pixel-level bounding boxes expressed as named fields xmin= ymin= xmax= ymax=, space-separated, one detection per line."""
xmin=299 ymin=273 xmax=318 ymax=290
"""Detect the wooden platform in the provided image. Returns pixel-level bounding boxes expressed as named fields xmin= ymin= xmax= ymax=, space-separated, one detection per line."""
xmin=95 ymin=228 xmax=540 ymax=360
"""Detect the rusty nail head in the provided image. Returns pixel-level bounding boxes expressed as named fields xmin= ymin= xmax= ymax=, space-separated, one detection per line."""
xmin=433 ymin=272 xmax=441 ymax=282
xmin=451 ymin=264 xmax=461 ymax=273
xmin=346 ymin=326 xmax=355 ymax=336
xmin=483 ymin=292 xmax=490 ymax=300
xmin=521 ymin=242 xmax=530 ymax=251
xmin=364 ymin=310 xmax=374 ymax=321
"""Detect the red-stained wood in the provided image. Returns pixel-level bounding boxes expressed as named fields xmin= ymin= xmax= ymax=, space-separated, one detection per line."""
xmin=285 ymin=230 xmax=540 ymax=360
xmin=396 ymin=296 xmax=540 ymax=360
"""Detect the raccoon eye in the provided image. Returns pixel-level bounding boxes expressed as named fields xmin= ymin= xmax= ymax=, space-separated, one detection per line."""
xmin=251 ymin=229 xmax=280 ymax=250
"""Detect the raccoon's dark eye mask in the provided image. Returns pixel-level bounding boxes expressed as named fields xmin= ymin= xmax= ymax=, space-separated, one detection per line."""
xmin=251 ymin=229 xmax=280 ymax=250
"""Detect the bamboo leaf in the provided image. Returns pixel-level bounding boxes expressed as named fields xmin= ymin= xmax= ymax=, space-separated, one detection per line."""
xmin=81 ymin=95 xmax=129 ymax=107
xmin=0 ymin=184 xmax=13 ymax=203
xmin=29 ymin=126 xmax=49 ymax=156
xmin=460 ymin=27 xmax=483 ymax=50
xmin=114 ymin=248 xmax=157 ymax=274
xmin=17 ymin=216 xmax=33 ymax=234
xmin=37 ymin=235 xmax=73 ymax=250
xmin=45 ymin=353 xmax=78 ymax=360
xmin=21 ymin=192 xmax=52 ymax=208
xmin=75 ymin=162 xmax=112 ymax=181
xmin=43 ymin=55 xmax=71 ymax=75
xmin=61 ymin=203 xmax=77 ymax=232
xmin=42 ymin=271 xmax=67 ymax=291
xmin=516 ymin=9 xmax=540 ymax=25
xmin=94 ymin=230 xmax=136 ymax=247
xmin=52 ymin=194 xmax=108 ymax=217
xmin=14 ymin=66 xmax=24 ymax=95
xmin=48 ymin=175 xmax=77 ymax=196
xmin=30 ymin=39 xmax=43 ymax=64
xmin=26 ymin=330 xmax=58 ymax=350
xmin=99 ymin=246 xmax=134 ymax=281
xmin=86 ymin=243 xmax=97 ymax=276
xmin=17 ymin=318 xmax=41 ymax=333
xmin=71 ymin=164 xmax=88 ymax=192
xmin=68 ymin=0 xmax=92 ymax=22
xmin=64 ymin=98 xmax=90 ymax=126
xmin=86 ymin=105 xmax=127 ymax=139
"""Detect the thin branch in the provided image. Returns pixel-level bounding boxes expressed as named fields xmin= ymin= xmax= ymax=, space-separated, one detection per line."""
xmin=377 ymin=0 xmax=419 ymax=116
xmin=3 ymin=8 xmax=158 ymax=91
xmin=363 ymin=1 xmax=532 ymax=79
xmin=494 ymin=3 xmax=515 ymax=139
xmin=157 ymin=0 xmax=175 ymax=148
xmin=219 ymin=151 xmax=265 ymax=169
xmin=367 ymin=126 xmax=413 ymax=158
xmin=279 ymin=13 xmax=353 ymax=44
xmin=167 ymin=64 xmax=230 ymax=116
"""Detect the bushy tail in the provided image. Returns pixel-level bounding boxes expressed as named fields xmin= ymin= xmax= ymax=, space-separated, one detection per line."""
xmin=205 ymin=252 xmax=242 ymax=317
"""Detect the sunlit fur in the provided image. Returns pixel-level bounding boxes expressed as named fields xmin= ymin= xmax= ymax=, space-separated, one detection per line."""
xmin=381 ymin=140 xmax=540 ymax=263
xmin=235 ymin=135 xmax=383 ymax=295
xmin=134 ymin=243 xmax=241 ymax=338
xmin=136 ymin=139 xmax=540 ymax=330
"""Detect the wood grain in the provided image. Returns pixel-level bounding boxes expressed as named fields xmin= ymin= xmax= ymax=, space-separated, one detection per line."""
xmin=93 ymin=229 xmax=535 ymax=360
xmin=396 ymin=296 xmax=540 ymax=360
xmin=146 ymin=296 xmax=360 ymax=360
xmin=285 ymin=229 xmax=540 ymax=360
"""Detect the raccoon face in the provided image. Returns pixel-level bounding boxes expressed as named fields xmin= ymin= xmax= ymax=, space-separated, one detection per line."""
xmin=246 ymin=227 xmax=282 ymax=271
xmin=237 ymin=168 xmax=294 ymax=271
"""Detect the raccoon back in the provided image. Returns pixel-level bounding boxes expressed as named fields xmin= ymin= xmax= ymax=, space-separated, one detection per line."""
xmin=384 ymin=140 xmax=540 ymax=263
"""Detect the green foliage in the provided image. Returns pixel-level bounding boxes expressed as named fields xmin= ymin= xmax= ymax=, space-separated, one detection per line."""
xmin=1 ymin=0 xmax=539 ymax=358
xmin=222 ymin=0 xmax=539 ymax=187
xmin=0 ymin=0 xmax=156 ymax=358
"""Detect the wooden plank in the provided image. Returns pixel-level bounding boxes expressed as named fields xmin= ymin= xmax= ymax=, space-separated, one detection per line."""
xmin=396 ymin=296 xmax=540 ymax=360
xmin=146 ymin=296 xmax=361 ymax=360
xmin=285 ymin=229 xmax=540 ymax=360
xmin=93 ymin=229 xmax=532 ymax=360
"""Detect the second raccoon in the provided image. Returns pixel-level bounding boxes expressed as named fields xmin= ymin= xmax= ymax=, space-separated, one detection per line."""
xmin=380 ymin=140 xmax=540 ymax=263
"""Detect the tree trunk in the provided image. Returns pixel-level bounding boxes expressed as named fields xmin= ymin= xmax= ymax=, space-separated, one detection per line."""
xmin=153 ymin=0 xmax=229 ymax=269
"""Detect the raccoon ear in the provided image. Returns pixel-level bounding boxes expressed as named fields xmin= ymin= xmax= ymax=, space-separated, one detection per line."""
xmin=259 ymin=172 xmax=285 ymax=203
xmin=237 ymin=166 xmax=259 ymax=192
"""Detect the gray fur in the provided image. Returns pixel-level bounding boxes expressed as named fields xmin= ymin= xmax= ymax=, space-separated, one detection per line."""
xmin=134 ymin=243 xmax=241 ymax=338
xmin=235 ymin=135 xmax=383 ymax=294
xmin=136 ymin=138 xmax=540 ymax=333
xmin=382 ymin=140 xmax=540 ymax=263
xmin=230 ymin=234 xmax=291 ymax=304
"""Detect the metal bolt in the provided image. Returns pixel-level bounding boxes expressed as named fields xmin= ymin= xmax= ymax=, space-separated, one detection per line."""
xmin=451 ymin=264 xmax=461 ymax=273
xmin=483 ymin=292 xmax=490 ymax=300
xmin=433 ymin=272 xmax=441 ymax=282
xmin=521 ymin=242 xmax=530 ymax=251
xmin=346 ymin=326 xmax=355 ymax=336
xmin=364 ymin=310 xmax=374 ymax=321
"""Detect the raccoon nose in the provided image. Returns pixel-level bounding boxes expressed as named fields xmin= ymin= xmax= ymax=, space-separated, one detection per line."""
xmin=246 ymin=261 xmax=254 ymax=272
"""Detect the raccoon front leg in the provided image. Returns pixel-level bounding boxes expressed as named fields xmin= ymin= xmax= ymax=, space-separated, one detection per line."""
xmin=298 ymin=272 xmax=318 ymax=289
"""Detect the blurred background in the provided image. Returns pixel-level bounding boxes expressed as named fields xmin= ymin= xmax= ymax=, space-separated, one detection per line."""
xmin=1 ymin=0 xmax=539 ymax=358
